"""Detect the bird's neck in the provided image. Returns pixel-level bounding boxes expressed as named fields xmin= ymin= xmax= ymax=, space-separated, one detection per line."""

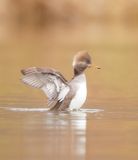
xmin=73 ymin=63 xmax=87 ymax=77
xmin=74 ymin=68 xmax=84 ymax=76
xmin=72 ymin=72 xmax=86 ymax=84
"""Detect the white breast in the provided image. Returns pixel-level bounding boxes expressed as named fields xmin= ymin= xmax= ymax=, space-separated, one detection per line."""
xmin=69 ymin=74 xmax=87 ymax=110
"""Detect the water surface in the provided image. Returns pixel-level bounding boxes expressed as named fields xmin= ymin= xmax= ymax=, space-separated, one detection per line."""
xmin=0 ymin=22 xmax=138 ymax=160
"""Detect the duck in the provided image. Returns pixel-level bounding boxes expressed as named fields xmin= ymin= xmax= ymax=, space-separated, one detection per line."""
xmin=21 ymin=51 xmax=100 ymax=111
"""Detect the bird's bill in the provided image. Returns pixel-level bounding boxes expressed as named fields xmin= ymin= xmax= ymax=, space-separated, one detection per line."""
xmin=92 ymin=65 xmax=101 ymax=69
xmin=95 ymin=66 xmax=101 ymax=69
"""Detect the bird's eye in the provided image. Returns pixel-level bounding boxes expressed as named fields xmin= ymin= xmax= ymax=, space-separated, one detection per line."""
xmin=86 ymin=59 xmax=91 ymax=64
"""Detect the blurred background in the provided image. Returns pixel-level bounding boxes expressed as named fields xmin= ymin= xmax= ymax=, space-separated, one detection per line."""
xmin=0 ymin=1 xmax=138 ymax=160
xmin=0 ymin=0 xmax=138 ymax=107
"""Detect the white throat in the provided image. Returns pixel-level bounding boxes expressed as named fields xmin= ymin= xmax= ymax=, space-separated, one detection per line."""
xmin=69 ymin=74 xmax=87 ymax=110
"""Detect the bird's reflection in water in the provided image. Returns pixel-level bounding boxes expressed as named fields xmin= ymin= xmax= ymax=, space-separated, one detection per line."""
xmin=2 ymin=107 xmax=89 ymax=160
xmin=1 ymin=107 xmax=103 ymax=160
xmin=43 ymin=111 xmax=87 ymax=160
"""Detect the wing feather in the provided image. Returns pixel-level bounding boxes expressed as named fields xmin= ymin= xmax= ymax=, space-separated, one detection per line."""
xmin=21 ymin=67 xmax=70 ymax=108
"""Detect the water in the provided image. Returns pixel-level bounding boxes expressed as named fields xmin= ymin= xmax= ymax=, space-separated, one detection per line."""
xmin=0 ymin=104 xmax=137 ymax=160
xmin=0 ymin=22 xmax=138 ymax=160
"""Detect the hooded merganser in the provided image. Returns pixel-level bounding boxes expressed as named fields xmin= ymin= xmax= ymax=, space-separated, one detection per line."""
xmin=21 ymin=51 xmax=100 ymax=111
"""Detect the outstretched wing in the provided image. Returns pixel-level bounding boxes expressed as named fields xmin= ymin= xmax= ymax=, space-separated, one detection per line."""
xmin=21 ymin=67 xmax=70 ymax=108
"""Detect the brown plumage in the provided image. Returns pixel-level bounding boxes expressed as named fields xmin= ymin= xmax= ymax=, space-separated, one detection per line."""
xmin=21 ymin=51 xmax=92 ymax=111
